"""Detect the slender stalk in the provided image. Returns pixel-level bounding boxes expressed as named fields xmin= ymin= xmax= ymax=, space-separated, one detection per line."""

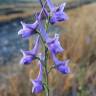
xmin=44 ymin=13 xmax=50 ymax=96
xmin=44 ymin=46 xmax=49 ymax=96
xmin=45 ymin=16 xmax=50 ymax=31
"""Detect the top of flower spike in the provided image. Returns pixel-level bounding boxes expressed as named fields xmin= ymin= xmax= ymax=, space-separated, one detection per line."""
xmin=46 ymin=0 xmax=66 ymax=12
xmin=43 ymin=0 xmax=69 ymax=24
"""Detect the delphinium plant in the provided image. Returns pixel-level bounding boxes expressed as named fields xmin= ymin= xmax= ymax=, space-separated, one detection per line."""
xmin=18 ymin=0 xmax=70 ymax=96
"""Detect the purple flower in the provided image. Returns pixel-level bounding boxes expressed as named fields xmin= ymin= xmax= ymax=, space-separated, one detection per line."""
xmin=46 ymin=0 xmax=69 ymax=24
xmin=18 ymin=21 xmax=38 ymax=39
xmin=31 ymin=61 xmax=44 ymax=94
xmin=20 ymin=36 xmax=40 ymax=64
xmin=20 ymin=50 xmax=34 ymax=64
xmin=52 ymin=53 xmax=70 ymax=74
xmin=18 ymin=5 xmax=46 ymax=39
xmin=47 ymin=34 xmax=64 ymax=54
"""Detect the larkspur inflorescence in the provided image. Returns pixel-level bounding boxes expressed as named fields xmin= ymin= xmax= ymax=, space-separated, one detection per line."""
xmin=18 ymin=0 xmax=70 ymax=95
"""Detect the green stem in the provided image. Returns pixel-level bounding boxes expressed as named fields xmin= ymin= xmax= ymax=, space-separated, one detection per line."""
xmin=44 ymin=16 xmax=50 ymax=96
xmin=44 ymin=46 xmax=49 ymax=96
xmin=45 ymin=16 xmax=50 ymax=32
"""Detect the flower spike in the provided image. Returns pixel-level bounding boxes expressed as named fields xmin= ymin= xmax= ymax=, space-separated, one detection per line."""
xmin=17 ymin=0 xmax=70 ymax=94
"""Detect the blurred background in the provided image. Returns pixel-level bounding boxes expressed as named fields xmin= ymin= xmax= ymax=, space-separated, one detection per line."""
xmin=0 ymin=0 xmax=96 ymax=96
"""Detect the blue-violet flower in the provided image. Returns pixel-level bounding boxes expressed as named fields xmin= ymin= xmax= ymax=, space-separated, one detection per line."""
xmin=18 ymin=5 xmax=45 ymax=39
xmin=52 ymin=52 xmax=70 ymax=74
xmin=18 ymin=21 xmax=38 ymax=39
xmin=31 ymin=60 xmax=44 ymax=94
xmin=46 ymin=0 xmax=69 ymax=24
xmin=20 ymin=36 xmax=40 ymax=64
xmin=46 ymin=33 xmax=64 ymax=54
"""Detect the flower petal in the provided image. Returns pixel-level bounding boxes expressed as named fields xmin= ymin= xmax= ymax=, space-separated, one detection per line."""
xmin=57 ymin=3 xmax=66 ymax=12
xmin=38 ymin=21 xmax=49 ymax=41
xmin=20 ymin=50 xmax=33 ymax=64
xmin=36 ymin=60 xmax=43 ymax=81
xmin=56 ymin=60 xmax=70 ymax=74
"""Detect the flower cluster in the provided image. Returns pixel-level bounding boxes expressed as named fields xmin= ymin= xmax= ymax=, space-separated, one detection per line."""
xmin=18 ymin=0 xmax=70 ymax=95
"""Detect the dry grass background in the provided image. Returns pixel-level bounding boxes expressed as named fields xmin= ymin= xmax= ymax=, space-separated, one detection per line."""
xmin=0 ymin=2 xmax=96 ymax=96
